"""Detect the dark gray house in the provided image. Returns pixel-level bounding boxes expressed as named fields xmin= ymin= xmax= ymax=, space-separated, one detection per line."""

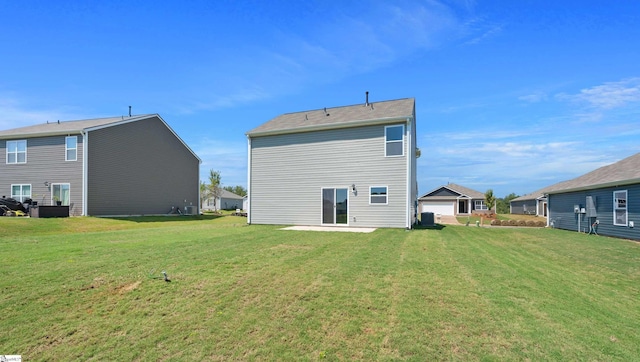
xmin=547 ymin=152 xmax=640 ymax=240
xmin=247 ymin=97 xmax=418 ymax=229
xmin=510 ymin=180 xmax=572 ymax=217
xmin=418 ymin=183 xmax=487 ymax=216
xmin=0 ymin=114 xmax=201 ymax=216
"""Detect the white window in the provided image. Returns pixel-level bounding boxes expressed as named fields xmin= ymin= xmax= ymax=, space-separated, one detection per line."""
xmin=385 ymin=125 xmax=404 ymax=157
xmin=370 ymin=186 xmax=388 ymax=205
xmin=52 ymin=183 xmax=71 ymax=206
xmin=613 ymin=190 xmax=627 ymax=226
xmin=11 ymin=184 xmax=31 ymax=202
xmin=6 ymin=140 xmax=27 ymax=164
xmin=66 ymin=136 xmax=77 ymax=161
xmin=475 ymin=200 xmax=488 ymax=210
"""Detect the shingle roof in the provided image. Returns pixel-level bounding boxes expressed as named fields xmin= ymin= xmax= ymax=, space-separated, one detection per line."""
xmin=419 ymin=183 xmax=485 ymax=199
xmin=218 ymin=189 xmax=244 ymax=200
xmin=548 ymin=152 xmax=640 ymax=194
xmin=511 ymin=180 xmax=573 ymax=201
xmin=247 ymin=98 xmax=415 ymax=136
xmin=0 ymin=114 xmax=156 ymax=139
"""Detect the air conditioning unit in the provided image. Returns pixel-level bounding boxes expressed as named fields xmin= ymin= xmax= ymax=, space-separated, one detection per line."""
xmin=184 ymin=206 xmax=196 ymax=215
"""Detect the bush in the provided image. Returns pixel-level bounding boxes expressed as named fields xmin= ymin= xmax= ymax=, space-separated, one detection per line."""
xmin=536 ymin=220 xmax=546 ymax=227
xmin=517 ymin=220 xmax=527 ymax=226
xmin=508 ymin=219 xmax=518 ymax=226
xmin=526 ymin=220 xmax=536 ymax=227
xmin=491 ymin=219 xmax=502 ymax=226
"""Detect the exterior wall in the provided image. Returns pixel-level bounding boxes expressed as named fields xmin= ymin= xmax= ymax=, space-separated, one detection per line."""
xmin=510 ymin=200 xmax=537 ymax=214
xmin=202 ymin=196 xmax=243 ymax=211
xmin=0 ymin=135 xmax=84 ymax=216
xmin=249 ymin=123 xmax=412 ymax=228
xmin=548 ymin=184 xmax=640 ymax=240
xmin=86 ymin=116 xmax=199 ymax=216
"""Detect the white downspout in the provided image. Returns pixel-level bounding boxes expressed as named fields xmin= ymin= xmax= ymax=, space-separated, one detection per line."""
xmin=81 ymin=130 xmax=88 ymax=216
xmin=246 ymin=135 xmax=252 ymax=224
xmin=406 ymin=118 xmax=412 ymax=229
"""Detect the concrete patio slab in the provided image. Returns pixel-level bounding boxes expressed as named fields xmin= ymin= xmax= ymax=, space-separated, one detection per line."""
xmin=281 ymin=226 xmax=377 ymax=233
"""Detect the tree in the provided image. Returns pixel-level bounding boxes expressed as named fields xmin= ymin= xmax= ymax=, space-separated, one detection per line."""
xmin=199 ymin=181 xmax=209 ymax=208
xmin=223 ymin=185 xmax=247 ymax=197
xmin=497 ymin=192 xmax=519 ymax=214
xmin=208 ymin=170 xmax=222 ymax=211
xmin=484 ymin=189 xmax=496 ymax=213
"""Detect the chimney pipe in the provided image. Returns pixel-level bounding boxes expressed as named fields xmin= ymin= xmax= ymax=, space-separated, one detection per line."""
xmin=365 ymin=91 xmax=369 ymax=106
xmin=129 ymin=106 xmax=132 ymax=117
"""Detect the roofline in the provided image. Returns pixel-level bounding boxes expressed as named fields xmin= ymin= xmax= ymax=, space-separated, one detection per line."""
xmin=246 ymin=115 xmax=413 ymax=138
xmin=546 ymin=178 xmax=640 ymax=195
xmin=0 ymin=115 xmax=153 ymax=140
xmin=418 ymin=184 xmax=483 ymax=200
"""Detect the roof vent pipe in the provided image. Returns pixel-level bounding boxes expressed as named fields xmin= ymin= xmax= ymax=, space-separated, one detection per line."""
xmin=129 ymin=106 xmax=132 ymax=117
xmin=365 ymin=91 xmax=369 ymax=106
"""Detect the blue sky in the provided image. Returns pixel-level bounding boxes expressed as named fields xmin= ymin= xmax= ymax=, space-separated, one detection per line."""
xmin=2 ymin=1 xmax=640 ymax=197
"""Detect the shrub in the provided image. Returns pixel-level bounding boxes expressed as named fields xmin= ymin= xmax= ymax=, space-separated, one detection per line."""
xmin=536 ymin=220 xmax=546 ymax=227
xmin=526 ymin=220 xmax=536 ymax=227
xmin=491 ymin=219 xmax=502 ymax=226
xmin=517 ymin=220 xmax=527 ymax=226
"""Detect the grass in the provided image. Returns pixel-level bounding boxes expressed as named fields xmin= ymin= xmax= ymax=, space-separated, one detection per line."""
xmin=1 ymin=216 xmax=639 ymax=360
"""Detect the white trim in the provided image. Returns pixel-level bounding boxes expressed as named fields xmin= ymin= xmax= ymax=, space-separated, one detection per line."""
xmin=51 ymin=183 xmax=71 ymax=206
xmin=405 ymin=118 xmax=411 ymax=228
xmin=384 ymin=124 xmax=404 ymax=157
xmin=10 ymin=183 xmax=32 ymax=202
xmin=613 ymin=189 xmax=628 ymax=226
xmin=246 ymin=136 xmax=252 ymax=224
xmin=82 ymin=131 xmax=88 ymax=216
xmin=369 ymin=185 xmax=388 ymax=205
xmin=65 ymin=136 xmax=78 ymax=161
xmin=6 ymin=139 xmax=27 ymax=164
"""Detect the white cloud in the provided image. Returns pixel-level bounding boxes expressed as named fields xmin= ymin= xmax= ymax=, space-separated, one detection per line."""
xmin=0 ymin=96 xmax=86 ymax=129
xmin=557 ymin=78 xmax=640 ymax=109
xmin=193 ymin=138 xmax=247 ymax=187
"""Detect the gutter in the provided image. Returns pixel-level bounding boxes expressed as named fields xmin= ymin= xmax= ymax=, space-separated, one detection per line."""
xmin=246 ymin=135 xmax=252 ymax=225
xmin=546 ymin=178 xmax=640 ymax=195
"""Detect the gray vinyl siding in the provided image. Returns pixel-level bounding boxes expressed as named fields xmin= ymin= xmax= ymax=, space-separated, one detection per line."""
xmin=0 ymin=135 xmax=84 ymax=216
xmin=86 ymin=116 xmax=199 ymax=216
xmin=510 ymin=200 xmax=537 ymax=214
xmin=548 ymin=184 xmax=640 ymax=240
xmin=250 ymin=123 xmax=410 ymax=228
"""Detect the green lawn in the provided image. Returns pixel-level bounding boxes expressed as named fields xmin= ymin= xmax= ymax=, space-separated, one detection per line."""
xmin=1 ymin=216 xmax=639 ymax=360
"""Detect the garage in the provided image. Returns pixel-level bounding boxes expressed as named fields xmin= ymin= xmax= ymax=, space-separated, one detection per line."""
xmin=421 ymin=201 xmax=455 ymax=216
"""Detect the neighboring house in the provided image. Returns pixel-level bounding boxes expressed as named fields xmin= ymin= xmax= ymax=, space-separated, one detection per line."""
xmin=202 ymin=189 xmax=244 ymax=211
xmin=246 ymin=97 xmax=418 ymax=229
xmin=0 ymin=114 xmax=201 ymax=216
xmin=418 ymin=183 xmax=487 ymax=216
xmin=546 ymin=152 xmax=640 ymax=240
xmin=510 ymin=181 xmax=570 ymax=217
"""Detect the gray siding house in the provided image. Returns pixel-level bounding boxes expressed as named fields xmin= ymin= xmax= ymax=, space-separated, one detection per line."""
xmin=418 ymin=183 xmax=487 ymax=216
xmin=202 ymin=189 xmax=244 ymax=211
xmin=0 ymin=114 xmax=201 ymax=216
xmin=510 ymin=181 xmax=570 ymax=217
xmin=246 ymin=97 xmax=418 ymax=229
xmin=547 ymin=152 xmax=640 ymax=240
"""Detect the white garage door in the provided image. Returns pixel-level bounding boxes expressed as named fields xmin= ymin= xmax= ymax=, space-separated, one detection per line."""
xmin=421 ymin=202 xmax=455 ymax=216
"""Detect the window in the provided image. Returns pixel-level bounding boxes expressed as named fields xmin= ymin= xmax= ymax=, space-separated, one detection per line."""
xmin=11 ymin=184 xmax=31 ymax=202
xmin=370 ymin=186 xmax=388 ymax=205
xmin=613 ymin=190 xmax=627 ymax=226
xmin=385 ymin=125 xmax=404 ymax=157
xmin=6 ymin=140 xmax=26 ymax=164
xmin=66 ymin=136 xmax=77 ymax=161
xmin=52 ymin=183 xmax=71 ymax=206
xmin=475 ymin=200 xmax=488 ymax=210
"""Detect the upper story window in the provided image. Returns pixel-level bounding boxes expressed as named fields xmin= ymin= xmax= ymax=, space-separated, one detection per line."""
xmin=475 ymin=200 xmax=488 ymax=210
xmin=613 ymin=190 xmax=627 ymax=226
xmin=385 ymin=125 xmax=404 ymax=157
xmin=6 ymin=140 xmax=27 ymax=164
xmin=66 ymin=136 xmax=77 ymax=161
xmin=370 ymin=186 xmax=388 ymax=205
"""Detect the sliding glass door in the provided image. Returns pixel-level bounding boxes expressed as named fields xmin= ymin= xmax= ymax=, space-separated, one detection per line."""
xmin=322 ymin=188 xmax=348 ymax=225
